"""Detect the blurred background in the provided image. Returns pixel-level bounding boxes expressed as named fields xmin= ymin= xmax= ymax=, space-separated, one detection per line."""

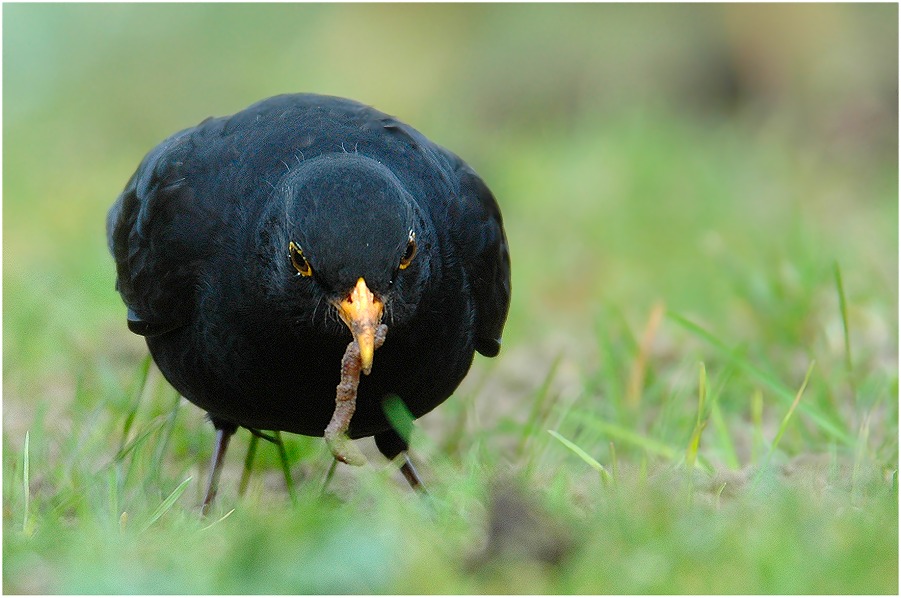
xmin=3 ymin=3 xmax=897 ymax=593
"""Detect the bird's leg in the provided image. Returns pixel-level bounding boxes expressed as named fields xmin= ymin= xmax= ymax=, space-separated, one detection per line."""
xmin=245 ymin=428 xmax=278 ymax=443
xmin=375 ymin=427 xmax=427 ymax=493
xmin=238 ymin=433 xmax=259 ymax=497
xmin=324 ymin=324 xmax=388 ymax=466
xmin=201 ymin=422 xmax=236 ymax=516
xmin=243 ymin=428 xmax=297 ymax=505
xmin=273 ymin=431 xmax=298 ymax=506
xmin=400 ymin=453 xmax=427 ymax=493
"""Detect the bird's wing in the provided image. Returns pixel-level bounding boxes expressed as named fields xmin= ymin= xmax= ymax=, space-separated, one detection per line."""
xmin=107 ymin=125 xmax=219 ymax=337
xmin=445 ymin=154 xmax=512 ymax=358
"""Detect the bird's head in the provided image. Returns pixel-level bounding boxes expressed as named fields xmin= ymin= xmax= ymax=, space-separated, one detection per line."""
xmin=275 ymin=154 xmax=430 ymax=374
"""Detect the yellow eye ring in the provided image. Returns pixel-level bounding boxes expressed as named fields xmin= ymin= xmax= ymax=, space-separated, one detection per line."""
xmin=399 ymin=231 xmax=417 ymax=270
xmin=289 ymin=241 xmax=313 ymax=277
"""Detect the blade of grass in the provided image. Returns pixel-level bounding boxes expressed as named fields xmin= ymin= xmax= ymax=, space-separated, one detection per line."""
xmin=851 ymin=412 xmax=871 ymax=505
xmin=200 ymin=508 xmax=236 ymax=532
xmin=518 ymin=353 xmax=563 ymax=455
xmin=685 ymin=362 xmax=708 ymax=468
xmin=150 ymin=388 xmax=182 ymax=484
xmin=22 ymin=431 xmax=31 ymax=535
xmin=771 ymin=361 xmax=815 ymax=450
xmin=441 ymin=367 xmax=488 ymax=456
xmin=115 ymin=416 xmax=166 ymax=462
xmin=626 ymin=300 xmax=665 ymax=409
xmin=548 ymin=430 xmax=613 ymax=485
xmin=140 ymin=476 xmax=192 ymax=533
xmin=593 ymin=306 xmax=638 ymax=421
xmin=751 ymin=389 xmax=765 ymax=465
xmin=116 ymin=416 xmax=167 ymax=493
xmin=569 ymin=410 xmax=678 ymax=460
xmin=695 ymin=355 xmax=740 ymax=470
xmin=647 ymin=361 xmax=691 ymax=446
xmin=714 ymin=481 xmax=728 ymax=509
xmin=752 ymin=361 xmax=816 ymax=488
xmin=118 ymin=354 xmax=153 ymax=454
xmin=834 ymin=261 xmax=857 ymax=400
xmin=710 ymin=401 xmax=740 ymax=470
xmin=528 ymin=389 xmax=582 ymax=473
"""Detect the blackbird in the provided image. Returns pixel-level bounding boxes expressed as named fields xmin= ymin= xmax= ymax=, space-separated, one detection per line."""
xmin=107 ymin=93 xmax=511 ymax=510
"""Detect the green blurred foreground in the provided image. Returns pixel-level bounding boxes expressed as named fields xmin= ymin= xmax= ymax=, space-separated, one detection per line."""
xmin=4 ymin=4 xmax=897 ymax=593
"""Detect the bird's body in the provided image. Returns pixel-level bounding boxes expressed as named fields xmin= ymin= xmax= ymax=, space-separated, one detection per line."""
xmin=107 ymin=94 xmax=510 ymax=499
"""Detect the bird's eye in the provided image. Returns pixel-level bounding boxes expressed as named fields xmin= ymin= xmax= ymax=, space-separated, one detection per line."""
xmin=289 ymin=241 xmax=313 ymax=277
xmin=399 ymin=231 xmax=417 ymax=270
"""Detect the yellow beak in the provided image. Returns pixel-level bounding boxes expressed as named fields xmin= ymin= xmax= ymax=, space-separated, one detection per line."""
xmin=335 ymin=278 xmax=384 ymax=375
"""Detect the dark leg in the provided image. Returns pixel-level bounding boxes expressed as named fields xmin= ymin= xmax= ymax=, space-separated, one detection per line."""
xmin=245 ymin=428 xmax=297 ymax=505
xmin=273 ymin=431 xmax=298 ymax=506
xmin=201 ymin=419 xmax=237 ymax=516
xmin=246 ymin=427 xmax=278 ymax=443
xmin=375 ymin=428 xmax=426 ymax=492
xmin=400 ymin=454 xmax=425 ymax=492
xmin=238 ymin=433 xmax=259 ymax=497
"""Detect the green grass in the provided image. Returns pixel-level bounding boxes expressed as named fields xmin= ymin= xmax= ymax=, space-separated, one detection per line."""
xmin=4 ymin=3 xmax=898 ymax=594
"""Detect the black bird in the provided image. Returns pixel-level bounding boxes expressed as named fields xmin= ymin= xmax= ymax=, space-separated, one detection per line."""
xmin=107 ymin=93 xmax=511 ymax=510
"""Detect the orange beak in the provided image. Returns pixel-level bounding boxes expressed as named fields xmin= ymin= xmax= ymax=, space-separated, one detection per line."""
xmin=335 ymin=278 xmax=384 ymax=375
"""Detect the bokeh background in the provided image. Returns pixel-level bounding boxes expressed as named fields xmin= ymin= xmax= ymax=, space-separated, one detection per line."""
xmin=4 ymin=3 xmax=898 ymax=593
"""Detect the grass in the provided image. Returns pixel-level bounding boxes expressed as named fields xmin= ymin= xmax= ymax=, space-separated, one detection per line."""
xmin=4 ymin=3 xmax=898 ymax=594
